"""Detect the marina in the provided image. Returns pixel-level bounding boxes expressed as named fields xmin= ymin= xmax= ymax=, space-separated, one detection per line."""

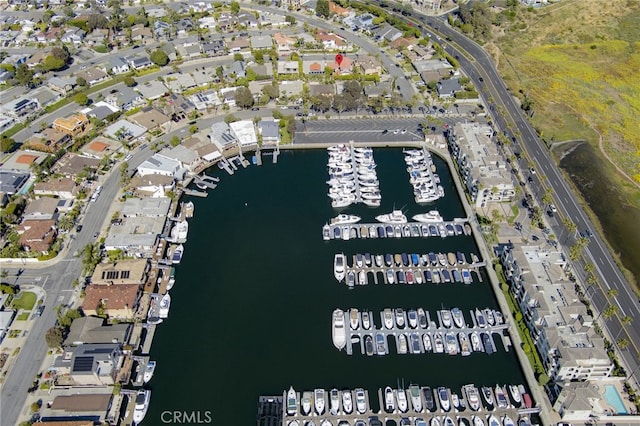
xmin=404 ymin=148 xmax=445 ymax=204
xmin=279 ymin=384 xmax=539 ymax=426
xmin=334 ymin=308 xmax=509 ymax=356
xmin=327 ymin=145 xmax=382 ymax=208
xmin=322 ymin=219 xmax=471 ymax=241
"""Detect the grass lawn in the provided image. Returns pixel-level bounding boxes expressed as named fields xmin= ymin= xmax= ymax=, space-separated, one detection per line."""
xmin=11 ymin=291 xmax=37 ymax=311
xmin=16 ymin=312 xmax=30 ymax=321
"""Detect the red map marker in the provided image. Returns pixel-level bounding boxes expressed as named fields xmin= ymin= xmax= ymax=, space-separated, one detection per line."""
xmin=335 ymin=54 xmax=344 ymax=67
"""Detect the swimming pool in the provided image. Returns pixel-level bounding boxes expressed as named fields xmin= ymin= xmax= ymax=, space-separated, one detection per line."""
xmin=604 ymin=385 xmax=628 ymax=414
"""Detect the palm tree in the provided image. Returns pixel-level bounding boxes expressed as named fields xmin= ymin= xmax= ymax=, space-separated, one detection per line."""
xmin=596 ymin=304 xmax=617 ymax=321
xmin=617 ymin=338 xmax=629 ymax=350
xmin=607 ymin=288 xmax=619 ymax=299
xmin=562 ymin=217 xmax=577 ymax=244
xmin=585 ymin=273 xmax=599 ymax=297
xmin=584 ymin=262 xmax=595 ymax=275
xmin=542 ymin=188 xmax=553 ymax=206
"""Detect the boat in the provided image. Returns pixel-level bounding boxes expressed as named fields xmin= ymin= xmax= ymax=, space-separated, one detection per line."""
xmin=385 ymin=386 xmax=395 ymax=412
xmin=406 ymin=270 xmax=414 ymax=284
xmin=408 ymin=310 xmax=418 ymax=328
xmin=386 ymin=269 xmax=395 ymax=284
xmin=437 ymin=253 xmax=447 ymax=266
xmin=385 ymin=253 xmax=393 ymax=266
xmin=376 ymin=332 xmax=386 ymax=354
xmin=445 ymin=332 xmax=459 ymax=355
xmin=518 ymin=418 xmax=532 ymax=426
xmin=334 ymin=254 xmax=346 ymax=282
xmin=440 ymin=310 xmax=452 ymax=328
xmin=146 ymin=294 xmax=163 ymax=325
xmin=418 ymin=308 xmax=427 ymax=328
xmin=459 ymin=332 xmax=471 ymax=356
xmin=396 ymin=388 xmax=408 ymax=412
xmin=523 ymin=392 xmax=532 ymax=409
xmin=287 ymin=386 xmax=298 ymax=415
xmin=409 ymin=385 xmax=422 ymax=413
xmin=485 ymin=309 xmax=495 ymax=326
xmin=347 ymin=271 xmax=355 ymax=287
xmin=330 ymin=388 xmax=340 ymax=415
xmin=451 ymin=393 xmax=460 ymax=410
xmin=462 ymin=269 xmax=472 ymax=284
xmin=376 ymin=210 xmax=407 ymax=224
xmin=443 ymin=417 xmax=455 ymax=426
xmin=482 ymin=333 xmax=495 ymax=354
xmin=362 ymin=311 xmax=371 ymax=330
xmin=397 ymin=270 xmax=406 ymax=284
xmin=447 ymin=252 xmax=457 ymax=266
xmin=401 ymin=252 xmax=409 ymax=266
xmin=332 ymin=309 xmax=346 ymax=350
xmin=423 ymin=386 xmax=435 ymax=411
xmin=350 ymin=308 xmax=359 ymax=330
xmin=431 ymin=418 xmax=441 ymax=426
xmin=142 ymin=361 xmax=156 ymax=383
xmin=451 ymin=308 xmax=465 ymax=328
xmin=502 ymin=416 xmax=515 ymax=426
xmin=365 ymin=335 xmax=374 ymax=356
xmin=415 ymin=270 xmax=423 ymax=284
xmin=158 ymin=293 xmax=171 ymax=319
xmin=437 ymin=387 xmax=450 ymax=412
xmin=171 ymin=244 xmax=183 ymax=264
xmin=495 ymin=311 xmax=504 ymax=324
xmin=397 ymin=334 xmax=408 ymax=354
xmin=472 ymin=416 xmax=485 ymax=426
xmin=166 ymin=267 xmax=176 ymax=291
xmin=413 ymin=210 xmax=443 ymax=223
xmin=482 ymin=386 xmax=494 ymax=406
xmin=331 ymin=214 xmax=361 ymax=225
xmin=375 ymin=254 xmax=384 ymax=267
xmin=487 ymin=415 xmax=500 ymax=426
xmin=452 ymin=269 xmax=462 ymax=283
xmin=475 ymin=308 xmax=486 ymax=328
xmin=422 ymin=333 xmax=432 ymax=352
xmin=395 ymin=308 xmax=405 ymax=328
xmin=459 ymin=419 xmax=471 ymax=426
xmin=355 ymin=388 xmax=367 ymax=413
xmin=323 ymin=224 xmax=331 ymax=240
xmin=410 ymin=332 xmax=421 ymax=353
xmin=383 ymin=309 xmax=394 ymax=329
xmin=495 ymin=385 xmax=508 ymax=409
xmin=464 ymin=385 xmax=481 ymax=411
xmin=301 ymin=391 xmax=312 ymax=415
xmin=342 ymin=389 xmax=353 ymax=414
xmin=411 ymin=253 xmax=420 ymax=266
xmin=170 ymin=220 xmax=188 ymax=242
xmin=508 ymin=385 xmax=522 ymax=406
xmin=424 ymin=269 xmax=432 ymax=282
xmin=471 ymin=331 xmax=483 ymax=352
xmin=433 ymin=332 xmax=445 ymax=353
xmin=314 ymin=389 xmax=325 ymax=414
xmin=132 ymin=389 xmax=151 ymax=425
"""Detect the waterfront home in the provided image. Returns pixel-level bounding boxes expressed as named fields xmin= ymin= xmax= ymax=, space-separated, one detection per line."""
xmin=158 ymin=145 xmax=201 ymax=173
xmin=53 ymin=343 xmax=124 ymax=386
xmin=65 ymin=316 xmax=132 ymax=346
xmin=258 ymin=119 xmax=280 ymax=146
xmin=103 ymin=216 xmax=165 ymax=258
xmin=82 ymin=284 xmax=141 ymax=321
xmin=91 ymin=259 xmax=150 ymax=286
xmin=130 ymin=174 xmax=175 ymax=198
xmin=37 ymin=392 xmax=117 ymax=424
xmin=229 ymin=120 xmax=258 ymax=149
xmin=208 ymin=122 xmax=237 ymax=153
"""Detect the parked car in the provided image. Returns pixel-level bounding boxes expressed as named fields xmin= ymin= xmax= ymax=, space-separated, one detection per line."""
xmin=34 ymin=305 xmax=44 ymax=317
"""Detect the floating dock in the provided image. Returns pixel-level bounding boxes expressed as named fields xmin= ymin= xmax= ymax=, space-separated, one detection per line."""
xmin=323 ymin=220 xmax=471 ymax=241
xmin=277 ymin=384 xmax=540 ymax=426
xmin=183 ymin=189 xmax=208 ymax=197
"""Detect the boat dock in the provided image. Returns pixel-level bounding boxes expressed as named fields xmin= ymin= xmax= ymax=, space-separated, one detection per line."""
xmin=278 ymin=385 xmax=540 ymax=426
xmin=218 ymin=158 xmax=235 ymax=175
xmin=139 ymin=324 xmax=157 ymax=355
xmin=323 ymin=220 xmax=471 ymax=241
xmin=342 ymin=308 xmax=509 ymax=356
xmin=258 ymin=396 xmax=283 ymax=426
xmin=130 ymin=355 xmax=151 ymax=387
xmin=183 ymin=188 xmax=208 ymax=197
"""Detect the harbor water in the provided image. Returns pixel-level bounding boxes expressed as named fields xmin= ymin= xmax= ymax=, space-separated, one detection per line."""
xmin=145 ymin=149 xmax=528 ymax=424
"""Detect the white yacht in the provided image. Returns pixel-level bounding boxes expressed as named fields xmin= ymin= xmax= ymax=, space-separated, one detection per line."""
xmin=142 ymin=361 xmax=155 ymax=383
xmin=487 ymin=415 xmax=500 ymax=426
xmin=171 ymin=244 xmax=183 ymax=264
xmin=385 ymin=386 xmax=395 ymax=412
xmin=422 ymin=333 xmax=432 ymax=352
xmin=464 ymin=385 xmax=481 ymax=411
xmin=355 ymin=388 xmax=367 ymax=414
xmin=375 ymin=210 xmax=407 ymax=224
xmin=397 ymin=334 xmax=408 ymax=354
xmin=395 ymin=308 xmax=405 ymax=328
xmin=412 ymin=210 xmax=443 ymax=223
xmin=334 ymin=253 xmax=346 ymax=282
xmin=132 ymin=389 xmax=151 ymax=425
xmin=342 ymin=389 xmax=353 ymax=414
xmin=331 ymin=214 xmax=361 ymax=225
xmin=301 ymin=391 xmax=312 ymax=415
xmin=433 ymin=332 xmax=445 ymax=353
xmin=170 ymin=220 xmax=189 ymax=241
xmin=472 ymin=416 xmax=485 ymax=426
xmin=502 ymin=416 xmax=515 ymax=426
xmin=158 ymin=293 xmax=171 ymax=319
xmin=440 ymin=310 xmax=452 ymax=328
xmin=396 ymin=388 xmax=408 ymax=413
xmin=495 ymin=385 xmax=508 ymax=409
xmin=332 ymin=309 xmax=346 ymax=350
xmin=508 ymin=385 xmax=522 ymax=405
xmin=437 ymin=387 xmax=450 ymax=412
xmin=409 ymin=384 xmax=422 ymax=413
xmin=362 ymin=311 xmax=371 ymax=330
xmin=329 ymin=388 xmax=340 ymax=415
xmin=314 ymin=388 xmax=325 ymax=415
xmin=383 ymin=308 xmax=394 ymax=329
xmin=451 ymin=308 xmax=465 ymax=328
xmin=349 ymin=308 xmax=359 ymax=330
xmin=287 ymin=386 xmax=298 ymax=415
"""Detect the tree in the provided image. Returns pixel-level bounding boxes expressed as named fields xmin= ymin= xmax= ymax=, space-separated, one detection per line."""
xmin=617 ymin=338 xmax=630 ymax=350
xmin=230 ymin=1 xmax=240 ymax=14
xmin=120 ymin=162 xmax=130 ymax=185
xmin=537 ymin=372 xmax=549 ymax=386
xmin=285 ymin=15 xmax=296 ymax=25
xmin=57 ymin=307 xmax=81 ymax=328
xmin=50 ymin=45 xmax=70 ymax=63
xmin=87 ymin=14 xmax=108 ymax=31
xmin=42 ymin=55 xmax=66 ymax=72
xmin=123 ymin=76 xmax=136 ymax=87
xmin=234 ymin=86 xmax=254 ymax=109
xmin=150 ymin=49 xmax=169 ymax=66
xmin=76 ymin=77 xmax=87 ymax=87
xmin=74 ymin=93 xmax=90 ymax=106
xmin=233 ymin=52 xmax=243 ymax=62
xmin=1 ymin=136 xmax=16 ymax=153
xmin=170 ymin=136 xmax=180 ymax=147
xmin=262 ymin=83 xmax=279 ymax=100
xmin=45 ymin=326 xmax=65 ymax=348
xmin=14 ymin=63 xmax=34 ymax=87
xmin=316 ymin=0 xmax=330 ymax=18
xmin=607 ymin=288 xmax=619 ymax=299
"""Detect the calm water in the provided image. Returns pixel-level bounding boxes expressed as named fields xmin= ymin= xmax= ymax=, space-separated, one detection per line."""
xmin=558 ymin=142 xmax=640 ymax=286
xmin=144 ymin=149 xmax=527 ymax=424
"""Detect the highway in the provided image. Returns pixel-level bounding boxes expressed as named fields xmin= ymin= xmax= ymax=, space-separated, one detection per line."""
xmin=396 ymin=8 xmax=640 ymax=383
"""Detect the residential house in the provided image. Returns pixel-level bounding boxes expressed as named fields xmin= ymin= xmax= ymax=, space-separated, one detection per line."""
xmin=279 ymin=80 xmax=304 ymax=97
xmin=48 ymin=76 xmax=76 ymax=96
xmin=52 ymin=114 xmax=90 ymax=137
xmin=282 ymin=0 xmax=301 ymax=11
xmin=198 ymin=16 xmax=217 ymax=31
xmin=356 ymin=55 xmax=381 ymax=75
xmin=329 ymin=1 xmax=351 ymax=16
xmin=23 ymin=127 xmax=71 ymax=153
xmin=277 ymin=60 xmax=299 ymax=75
xmin=53 ymin=343 xmax=124 ymax=386
xmin=208 ymin=122 xmax=237 ymax=153
xmin=105 ymin=87 xmax=143 ymax=112
xmin=104 ymin=120 xmax=146 ymax=141
xmin=84 ymin=28 xmax=109 ymax=46
xmin=16 ymin=220 xmax=57 ymax=253
xmin=91 ymin=259 xmax=149 ymax=286
xmin=302 ymin=59 xmax=326 ymax=75
xmin=130 ymin=109 xmax=171 ymax=132
xmin=108 ymin=57 xmax=130 ymax=75
xmin=176 ymin=18 xmax=195 ymax=35
xmin=130 ymin=24 xmax=153 ymax=43
xmin=103 ymin=216 xmax=164 ymax=258
xmin=76 ymin=67 xmax=109 ymax=86
xmin=436 ymin=78 xmax=463 ymax=98
xmin=158 ymin=145 xmax=200 ymax=172
xmin=258 ymin=119 xmax=280 ymax=145
xmin=237 ymin=11 xmax=259 ymax=28
xmin=82 ymin=285 xmax=140 ymax=321
xmin=22 ymin=197 xmax=59 ymax=221
xmin=50 ymin=153 xmax=100 ymax=178
xmin=80 ymin=137 xmax=120 ymax=159
xmin=130 ymin=174 xmax=175 ymax=198
xmin=328 ymin=55 xmax=352 ymax=74
xmin=315 ymin=30 xmax=346 ymax=49
xmin=128 ymin=56 xmax=153 ymax=71
xmin=135 ymin=81 xmax=168 ymax=101
xmin=308 ymin=83 xmax=335 ymax=97
xmin=229 ymin=120 xmax=258 ymax=149
xmin=136 ymin=154 xmax=183 ymax=178
xmin=374 ymin=24 xmax=403 ymax=43
xmin=33 ymin=177 xmax=77 ymax=199
xmin=274 ymin=32 xmax=296 ymax=56
xmin=227 ymin=37 xmax=250 ymax=53
xmin=1 ymin=97 xmax=39 ymax=120
xmin=189 ymin=90 xmax=222 ymax=110
xmin=163 ymin=73 xmax=197 ymax=93
xmin=250 ymin=35 xmax=273 ymax=50
xmin=37 ymin=394 xmax=114 ymax=425
xmin=176 ymin=42 xmax=202 ymax=59
xmin=223 ymin=61 xmax=246 ymax=79
xmin=201 ymin=39 xmax=225 ymax=56
xmin=65 ymin=316 xmax=131 ymax=346
xmin=159 ymin=43 xmax=177 ymax=61
xmin=154 ymin=20 xmax=172 ymax=40
xmin=61 ymin=27 xmax=85 ymax=45
xmin=86 ymin=104 xmax=119 ymax=121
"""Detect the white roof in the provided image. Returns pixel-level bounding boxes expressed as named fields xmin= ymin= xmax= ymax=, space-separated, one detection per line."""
xmin=229 ymin=120 xmax=258 ymax=146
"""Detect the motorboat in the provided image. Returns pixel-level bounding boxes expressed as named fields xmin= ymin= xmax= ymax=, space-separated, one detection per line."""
xmin=395 ymin=308 xmax=405 ymax=328
xmin=330 ymin=388 xmax=340 ymax=415
xmin=413 ymin=210 xmax=443 ymax=223
xmin=171 ymin=244 xmax=183 ymax=264
xmin=362 ymin=311 xmax=371 ymax=330
xmin=410 ymin=332 xmax=421 ymax=354
xmin=323 ymin=224 xmax=331 ymax=240
xmin=396 ymin=388 xmax=408 ymax=413
xmin=447 ymin=252 xmax=457 ymax=266
xmin=375 ymin=254 xmax=383 ymax=267
xmin=342 ymin=389 xmax=353 ymax=414
xmin=409 ymin=384 xmax=422 ymax=413
xmin=451 ymin=308 xmax=465 ymax=328
xmin=441 ymin=269 xmax=451 ymax=283
xmin=415 ymin=270 xmax=423 ymax=284
xmin=475 ymin=308 xmax=487 ymax=328
xmin=358 ymin=270 xmax=367 ymax=285
xmin=346 ymin=271 xmax=355 ymax=287
xmin=482 ymin=333 xmax=495 ymax=354
xmin=471 ymin=331 xmax=484 ymax=352
xmin=459 ymin=332 xmax=471 ymax=356
xmin=485 ymin=309 xmax=495 ymax=326
xmin=437 ymin=387 xmax=450 ymax=412
xmin=365 ymin=335 xmax=374 ymax=356
xmin=356 ymin=388 xmax=367 ymax=414
xmin=451 ymin=393 xmax=460 ymax=410
xmin=132 ymin=389 xmax=151 ymax=425
xmin=424 ymin=269 xmax=432 ymax=282
xmin=397 ymin=270 xmax=406 ymax=284
xmin=464 ymin=385 xmax=481 ymax=411
xmin=408 ymin=310 xmax=418 ymax=328
xmin=431 ymin=418 xmax=441 ymax=426
xmin=406 ymin=270 xmax=414 ymax=284
xmin=376 ymin=210 xmax=407 ymax=224
xmin=487 ymin=415 xmax=500 ymax=426
xmin=331 ymin=214 xmax=361 ymax=225
xmin=433 ymin=332 xmax=445 ymax=353
xmin=332 ymin=309 xmax=346 ymax=350
xmin=502 ymin=415 xmax=515 ymax=426
xmin=462 ymin=269 xmax=472 ymax=284
xmin=495 ymin=385 xmax=508 ymax=409
xmin=443 ymin=417 xmax=455 ymax=426
xmin=158 ymin=293 xmax=171 ymax=319
xmin=411 ymin=253 xmax=420 ymax=266
xmin=459 ymin=418 xmax=471 ymax=426
xmin=508 ymin=385 xmax=522 ymax=406
xmin=397 ymin=334 xmax=408 ymax=354
xmin=146 ymin=294 xmax=163 ymax=325
xmin=142 ymin=361 xmax=156 ymax=383
xmin=385 ymin=386 xmax=395 ymax=412
xmin=481 ymin=386 xmax=494 ymax=406
xmin=518 ymin=418 xmax=532 ymax=426
xmin=495 ymin=311 xmax=504 ymax=324
xmin=287 ymin=386 xmax=298 ymax=415
xmin=437 ymin=253 xmax=447 ymax=266
xmin=334 ymin=254 xmax=346 ymax=282
xmin=423 ymin=333 xmax=432 ymax=352
xmin=386 ymin=269 xmax=395 ymax=284
xmin=445 ymin=332 xmax=459 ymax=355
xmin=472 ymin=416 xmax=485 ymax=426
xmin=301 ymin=391 xmax=312 ymax=415
xmin=440 ymin=310 xmax=452 ymax=328
xmin=423 ymin=386 xmax=435 ymax=411
xmin=376 ymin=332 xmax=386 ymax=355
xmin=416 ymin=419 xmax=427 ymax=426
xmin=418 ymin=308 xmax=427 ymax=328
xmin=170 ymin=220 xmax=189 ymax=242
xmin=350 ymin=308 xmax=359 ymax=330
xmin=383 ymin=309 xmax=394 ymax=329
xmin=452 ymin=269 xmax=462 ymax=283
xmin=314 ymin=388 xmax=325 ymax=414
